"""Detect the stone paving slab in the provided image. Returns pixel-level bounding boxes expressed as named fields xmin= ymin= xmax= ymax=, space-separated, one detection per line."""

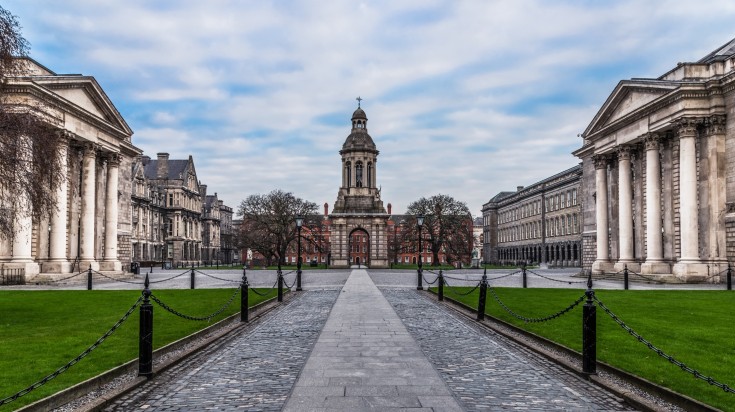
xmin=283 ymin=269 xmax=462 ymax=411
xmin=381 ymin=288 xmax=637 ymax=411
xmin=103 ymin=290 xmax=339 ymax=411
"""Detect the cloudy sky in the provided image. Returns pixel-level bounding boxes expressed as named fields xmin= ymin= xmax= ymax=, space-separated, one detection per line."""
xmin=6 ymin=1 xmax=735 ymax=216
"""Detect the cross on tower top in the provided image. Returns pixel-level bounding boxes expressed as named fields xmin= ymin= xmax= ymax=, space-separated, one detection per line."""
xmin=356 ymin=96 xmax=362 ymax=108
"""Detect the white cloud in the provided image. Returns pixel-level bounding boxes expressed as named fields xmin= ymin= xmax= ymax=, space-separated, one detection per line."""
xmin=7 ymin=0 xmax=735 ymax=215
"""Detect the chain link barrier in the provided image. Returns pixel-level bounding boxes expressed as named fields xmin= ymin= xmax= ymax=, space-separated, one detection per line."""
xmin=441 ymin=270 xmax=520 ymax=282
xmin=40 ymin=271 xmax=87 ymax=284
xmin=150 ymin=286 xmax=242 ymax=322
xmin=193 ymin=270 xmax=242 ymax=284
xmin=488 ymin=287 xmax=585 ymax=323
xmin=526 ymin=269 xmax=588 ymax=285
xmin=0 ymin=296 xmax=143 ymax=407
xmin=249 ymin=278 xmax=279 ymax=296
xmin=593 ymin=295 xmax=735 ymax=394
xmin=442 ymin=278 xmax=482 ymax=297
xmin=421 ymin=273 xmax=439 ymax=285
xmin=282 ymin=274 xmax=297 ymax=289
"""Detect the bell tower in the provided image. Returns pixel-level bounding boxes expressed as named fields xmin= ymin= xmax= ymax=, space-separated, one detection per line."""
xmin=329 ymin=99 xmax=389 ymax=268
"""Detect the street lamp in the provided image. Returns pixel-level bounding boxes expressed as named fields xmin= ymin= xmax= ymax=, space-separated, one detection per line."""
xmin=417 ymin=214 xmax=424 ymax=290
xmin=296 ymin=215 xmax=304 ymax=291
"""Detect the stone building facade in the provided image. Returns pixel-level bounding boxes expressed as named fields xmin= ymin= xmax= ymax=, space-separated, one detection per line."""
xmin=329 ymin=104 xmax=390 ymax=268
xmin=1 ymin=58 xmax=140 ymax=278
xmin=482 ymin=165 xmax=582 ymax=267
xmin=573 ymin=38 xmax=735 ymax=281
xmin=130 ymin=154 xmax=235 ymax=267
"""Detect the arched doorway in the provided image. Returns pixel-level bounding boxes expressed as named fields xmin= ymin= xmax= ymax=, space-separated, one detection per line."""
xmin=349 ymin=228 xmax=370 ymax=267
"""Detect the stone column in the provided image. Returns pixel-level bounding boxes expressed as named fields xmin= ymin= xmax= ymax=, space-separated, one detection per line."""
xmin=46 ymin=137 xmax=71 ymax=273
xmin=615 ymin=145 xmax=636 ymax=270
xmin=673 ymin=118 xmax=705 ymax=279
xmin=592 ymin=154 xmax=612 ymax=274
xmin=704 ymin=115 xmax=727 ymax=265
xmin=10 ymin=135 xmax=40 ymax=276
xmin=79 ymin=143 xmax=99 ymax=271
xmin=100 ymin=153 xmax=122 ymax=271
xmin=641 ymin=134 xmax=669 ymax=274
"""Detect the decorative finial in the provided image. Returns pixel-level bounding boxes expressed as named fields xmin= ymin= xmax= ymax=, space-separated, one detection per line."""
xmin=356 ymin=96 xmax=362 ymax=108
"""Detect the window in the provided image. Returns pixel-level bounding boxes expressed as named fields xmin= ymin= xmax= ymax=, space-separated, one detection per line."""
xmin=573 ymin=189 xmax=578 ymax=205
xmin=355 ymin=161 xmax=364 ymax=187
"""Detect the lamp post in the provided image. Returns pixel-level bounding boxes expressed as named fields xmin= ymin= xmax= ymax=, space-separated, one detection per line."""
xmin=296 ymin=215 xmax=303 ymax=291
xmin=417 ymin=214 xmax=424 ymax=290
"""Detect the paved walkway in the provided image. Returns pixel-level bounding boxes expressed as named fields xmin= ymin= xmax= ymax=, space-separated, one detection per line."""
xmin=99 ymin=269 xmax=637 ymax=411
xmin=284 ymin=269 xmax=461 ymax=411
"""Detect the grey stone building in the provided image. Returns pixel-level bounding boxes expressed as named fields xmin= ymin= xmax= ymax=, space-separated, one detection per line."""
xmin=482 ymin=165 xmax=582 ymax=267
xmin=131 ymin=153 xmax=202 ymax=266
xmin=329 ymin=103 xmax=390 ymax=268
xmin=573 ymin=37 xmax=735 ymax=281
xmin=1 ymin=58 xmax=140 ymax=278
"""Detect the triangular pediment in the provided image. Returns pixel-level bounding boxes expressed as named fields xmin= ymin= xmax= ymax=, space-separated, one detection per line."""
xmin=39 ymin=78 xmax=132 ymax=135
xmin=584 ymin=80 xmax=678 ymax=137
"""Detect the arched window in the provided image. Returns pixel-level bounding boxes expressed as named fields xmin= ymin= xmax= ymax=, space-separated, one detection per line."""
xmin=355 ymin=161 xmax=363 ymax=187
xmin=345 ymin=161 xmax=352 ymax=187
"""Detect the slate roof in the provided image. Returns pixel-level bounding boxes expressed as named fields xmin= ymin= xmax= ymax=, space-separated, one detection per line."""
xmin=143 ymin=159 xmax=190 ymax=180
xmin=697 ymin=37 xmax=735 ymax=64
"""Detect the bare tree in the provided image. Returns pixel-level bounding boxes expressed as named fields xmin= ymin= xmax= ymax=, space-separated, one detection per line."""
xmin=0 ymin=6 xmax=65 ymax=239
xmin=405 ymin=194 xmax=473 ymax=266
xmin=237 ymin=190 xmax=318 ymax=268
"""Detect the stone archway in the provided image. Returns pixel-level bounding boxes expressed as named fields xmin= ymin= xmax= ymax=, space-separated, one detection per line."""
xmin=349 ymin=228 xmax=370 ymax=267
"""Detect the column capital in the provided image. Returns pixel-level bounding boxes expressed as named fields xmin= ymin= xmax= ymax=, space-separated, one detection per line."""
xmin=592 ymin=154 xmax=609 ymax=170
xmin=82 ymin=142 xmax=99 ymax=158
xmin=107 ymin=152 xmax=121 ymax=166
xmin=704 ymin=114 xmax=726 ymax=136
xmin=616 ymin=145 xmax=633 ymax=161
xmin=675 ymin=117 xmax=702 ymax=139
xmin=643 ymin=133 xmax=661 ymax=151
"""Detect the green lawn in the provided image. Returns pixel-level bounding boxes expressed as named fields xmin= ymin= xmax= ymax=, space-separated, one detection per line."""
xmin=0 ymin=288 xmax=278 ymax=411
xmin=437 ymin=287 xmax=735 ymax=411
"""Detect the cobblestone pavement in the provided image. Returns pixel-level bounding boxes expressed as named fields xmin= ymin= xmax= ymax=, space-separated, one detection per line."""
xmin=381 ymin=288 xmax=637 ymax=411
xmin=103 ymin=289 xmax=339 ymax=411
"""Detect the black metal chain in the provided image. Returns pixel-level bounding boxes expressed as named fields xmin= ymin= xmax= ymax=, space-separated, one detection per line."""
xmin=0 ymin=296 xmax=143 ymax=407
xmin=194 ymin=270 xmax=241 ymax=284
xmin=442 ymin=280 xmax=482 ymax=296
xmin=150 ymin=286 xmax=242 ymax=322
xmin=147 ymin=270 xmax=192 ymax=284
xmin=92 ymin=270 xmax=148 ymax=284
xmin=422 ymin=274 xmax=439 ymax=285
xmin=488 ymin=287 xmax=585 ymax=323
xmin=526 ymin=270 xmax=588 ymax=284
xmin=282 ymin=275 xmax=297 ymax=289
xmin=42 ymin=271 xmax=87 ymax=284
xmin=593 ymin=295 xmax=735 ymax=394
xmin=249 ymin=286 xmax=275 ymax=297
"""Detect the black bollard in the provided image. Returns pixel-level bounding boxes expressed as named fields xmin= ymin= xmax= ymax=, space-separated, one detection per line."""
xmin=150 ymin=264 xmax=153 ymax=273
xmin=139 ymin=274 xmax=154 ymax=378
xmin=477 ymin=268 xmax=488 ymax=321
xmin=87 ymin=265 xmax=93 ymax=290
xmin=728 ymin=263 xmax=732 ymax=291
xmin=522 ymin=263 xmax=527 ymax=289
xmin=241 ymin=268 xmax=249 ymax=322
xmin=582 ymin=272 xmax=597 ymax=375
xmin=277 ymin=269 xmax=283 ymax=302
xmin=624 ymin=264 xmax=629 ymax=290
xmin=438 ymin=270 xmax=444 ymax=301
xmin=190 ymin=267 xmax=195 ymax=290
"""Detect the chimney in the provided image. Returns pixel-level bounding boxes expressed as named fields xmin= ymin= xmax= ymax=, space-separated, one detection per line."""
xmin=387 ymin=203 xmax=392 ymax=215
xmin=141 ymin=155 xmax=151 ymax=166
xmin=517 ymin=186 xmax=524 ymax=192
xmin=200 ymin=184 xmax=207 ymax=198
xmin=324 ymin=203 xmax=329 ymax=217
xmin=156 ymin=153 xmax=169 ymax=179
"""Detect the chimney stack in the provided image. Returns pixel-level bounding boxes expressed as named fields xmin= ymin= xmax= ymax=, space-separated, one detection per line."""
xmin=387 ymin=203 xmax=392 ymax=215
xmin=324 ymin=203 xmax=329 ymax=217
xmin=200 ymin=184 xmax=207 ymax=198
xmin=157 ymin=153 xmax=169 ymax=179
xmin=517 ymin=186 xmax=524 ymax=192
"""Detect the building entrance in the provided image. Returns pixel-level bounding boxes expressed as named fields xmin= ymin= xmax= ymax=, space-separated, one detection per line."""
xmin=349 ymin=229 xmax=370 ymax=267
